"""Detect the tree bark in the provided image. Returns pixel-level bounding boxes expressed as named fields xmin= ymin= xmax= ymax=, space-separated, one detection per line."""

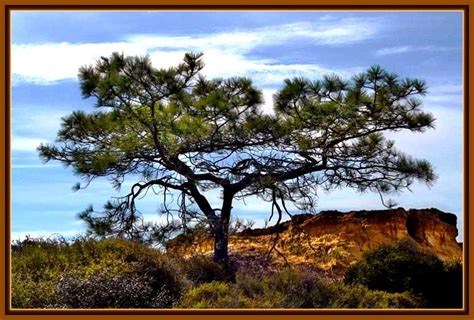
xmin=213 ymin=189 xmax=234 ymax=263
xmin=213 ymin=223 xmax=229 ymax=263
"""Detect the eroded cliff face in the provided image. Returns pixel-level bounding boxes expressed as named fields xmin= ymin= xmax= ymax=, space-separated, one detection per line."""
xmin=167 ymin=208 xmax=462 ymax=271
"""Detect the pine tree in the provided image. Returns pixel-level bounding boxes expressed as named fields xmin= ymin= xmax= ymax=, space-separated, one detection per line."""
xmin=39 ymin=53 xmax=436 ymax=263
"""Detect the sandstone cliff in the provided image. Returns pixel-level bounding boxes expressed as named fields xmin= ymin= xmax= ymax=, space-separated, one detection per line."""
xmin=167 ymin=208 xmax=462 ymax=273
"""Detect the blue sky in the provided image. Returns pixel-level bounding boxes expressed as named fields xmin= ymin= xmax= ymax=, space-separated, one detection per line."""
xmin=11 ymin=11 xmax=464 ymax=241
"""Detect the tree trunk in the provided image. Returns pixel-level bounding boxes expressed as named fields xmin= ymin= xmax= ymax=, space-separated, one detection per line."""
xmin=213 ymin=189 xmax=233 ymax=263
xmin=213 ymin=223 xmax=229 ymax=263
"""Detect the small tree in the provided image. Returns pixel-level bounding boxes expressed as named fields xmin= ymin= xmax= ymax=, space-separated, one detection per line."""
xmin=39 ymin=52 xmax=436 ymax=263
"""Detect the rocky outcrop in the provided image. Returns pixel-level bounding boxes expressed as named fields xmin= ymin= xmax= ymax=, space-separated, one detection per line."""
xmin=167 ymin=208 xmax=462 ymax=272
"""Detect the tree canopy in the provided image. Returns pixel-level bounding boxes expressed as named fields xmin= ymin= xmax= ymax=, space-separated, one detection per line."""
xmin=39 ymin=52 xmax=436 ymax=262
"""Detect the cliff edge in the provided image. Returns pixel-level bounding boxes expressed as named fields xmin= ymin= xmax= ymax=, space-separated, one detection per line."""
xmin=167 ymin=208 xmax=462 ymax=272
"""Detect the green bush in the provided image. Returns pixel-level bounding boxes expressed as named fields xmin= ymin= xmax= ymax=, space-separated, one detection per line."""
xmin=329 ymin=283 xmax=422 ymax=308
xmin=12 ymin=237 xmax=74 ymax=308
xmin=237 ymin=268 xmax=420 ymax=309
xmin=166 ymin=223 xmax=210 ymax=250
xmin=178 ymin=281 xmax=253 ymax=308
xmin=236 ymin=269 xmax=333 ymax=308
xmin=11 ymin=237 xmax=185 ymax=308
xmin=179 ymin=268 xmax=422 ymax=309
xmin=181 ymin=255 xmax=236 ymax=285
xmin=12 ymin=236 xmax=447 ymax=309
xmin=11 ymin=271 xmax=61 ymax=308
xmin=344 ymin=239 xmax=462 ymax=308
xmin=180 ymin=269 xmax=330 ymax=309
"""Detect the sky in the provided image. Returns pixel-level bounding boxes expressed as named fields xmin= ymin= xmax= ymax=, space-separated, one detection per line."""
xmin=10 ymin=11 xmax=464 ymax=242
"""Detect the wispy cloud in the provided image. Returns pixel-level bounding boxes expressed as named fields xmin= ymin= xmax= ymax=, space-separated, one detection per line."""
xmin=428 ymin=84 xmax=462 ymax=94
xmin=11 ymin=106 xmax=70 ymax=154
xmin=12 ymin=18 xmax=380 ymax=86
xmin=11 ymin=229 xmax=84 ymax=241
xmin=12 ymin=41 xmax=145 ymax=85
xmin=12 ymin=164 xmax=59 ymax=169
xmin=385 ymin=105 xmax=462 ymax=164
xmin=13 ymin=106 xmax=70 ymax=137
xmin=375 ymin=45 xmax=454 ymax=56
xmin=423 ymin=84 xmax=463 ymax=105
xmin=147 ymin=49 xmax=362 ymax=87
xmin=126 ymin=18 xmax=380 ymax=50
xmin=11 ymin=136 xmax=47 ymax=152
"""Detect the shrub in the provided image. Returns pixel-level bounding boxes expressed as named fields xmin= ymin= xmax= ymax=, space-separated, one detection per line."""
xmin=11 ymin=271 xmax=61 ymax=308
xmin=180 ymin=269 xmax=329 ymax=309
xmin=242 ymin=268 xmax=333 ymax=308
xmin=344 ymin=239 xmax=463 ymax=308
xmin=57 ymin=271 xmax=175 ymax=308
xmin=11 ymin=237 xmax=73 ymax=308
xmin=178 ymin=281 xmax=253 ymax=308
xmin=329 ymin=283 xmax=422 ymax=308
xmin=236 ymin=268 xmax=420 ymax=309
xmin=181 ymin=255 xmax=236 ymax=285
xmin=11 ymin=237 xmax=185 ymax=308
xmin=179 ymin=268 xmax=422 ymax=309
xmin=166 ymin=223 xmax=210 ymax=250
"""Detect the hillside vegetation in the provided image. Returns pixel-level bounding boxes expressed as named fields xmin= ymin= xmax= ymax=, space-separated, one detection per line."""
xmin=11 ymin=236 xmax=462 ymax=309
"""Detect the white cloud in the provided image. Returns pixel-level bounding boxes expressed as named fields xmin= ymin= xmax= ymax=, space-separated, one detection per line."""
xmin=424 ymin=94 xmax=462 ymax=104
xmin=142 ymin=213 xmax=174 ymax=225
xmin=261 ymin=89 xmax=275 ymax=114
xmin=428 ymin=84 xmax=462 ymax=94
xmin=12 ymin=41 xmax=148 ymax=85
xmin=10 ymin=43 xmax=347 ymax=87
xmin=12 ymin=18 xmax=380 ymax=86
xmin=127 ymin=18 xmax=380 ymax=50
xmin=11 ymin=136 xmax=47 ymax=152
xmin=375 ymin=45 xmax=453 ymax=56
xmin=385 ymin=105 xmax=462 ymax=160
xmin=422 ymin=86 xmax=462 ymax=106
xmin=12 ymin=164 xmax=59 ymax=169
xmin=235 ymin=196 xmax=274 ymax=214
xmin=172 ymin=50 xmax=361 ymax=91
xmin=11 ymin=229 xmax=83 ymax=241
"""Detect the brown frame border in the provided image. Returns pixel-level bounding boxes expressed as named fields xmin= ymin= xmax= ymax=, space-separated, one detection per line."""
xmin=1 ymin=2 xmax=471 ymax=320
